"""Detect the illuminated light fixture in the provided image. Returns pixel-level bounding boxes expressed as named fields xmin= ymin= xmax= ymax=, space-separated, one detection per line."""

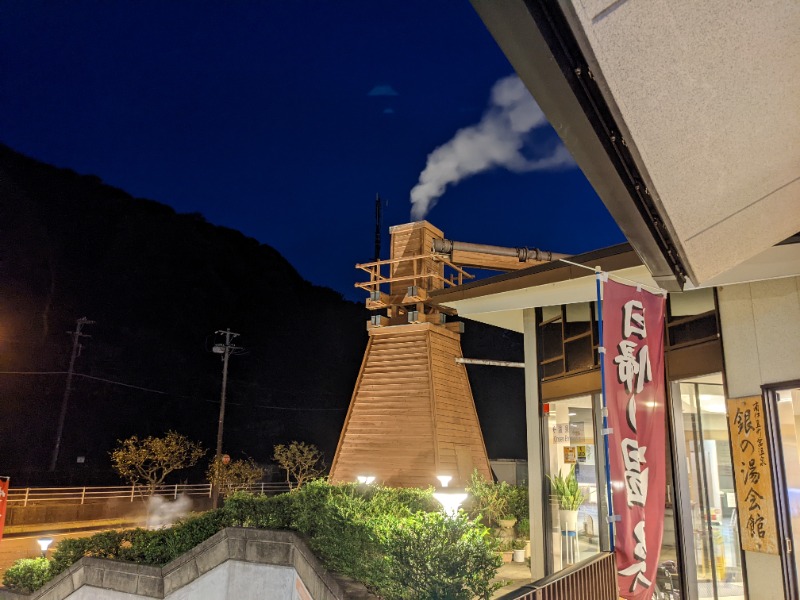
xmin=568 ymin=412 xmax=577 ymax=417
xmin=356 ymin=475 xmax=375 ymax=485
xmin=433 ymin=491 xmax=468 ymax=517
xmin=37 ymin=537 xmax=54 ymax=557
xmin=436 ymin=475 xmax=452 ymax=488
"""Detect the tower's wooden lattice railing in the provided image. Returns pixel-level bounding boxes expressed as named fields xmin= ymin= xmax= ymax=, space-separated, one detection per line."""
xmin=355 ymin=251 xmax=474 ymax=329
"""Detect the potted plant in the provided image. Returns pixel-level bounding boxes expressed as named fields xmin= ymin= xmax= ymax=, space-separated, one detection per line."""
xmin=512 ymin=539 xmax=526 ymax=563
xmin=496 ymin=539 xmax=514 ymax=563
xmin=547 ymin=464 xmax=586 ymax=533
xmin=497 ymin=513 xmax=517 ymax=531
xmin=517 ymin=517 xmax=531 ymax=559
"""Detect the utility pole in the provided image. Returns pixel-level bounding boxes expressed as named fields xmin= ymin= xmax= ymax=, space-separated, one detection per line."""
xmin=211 ymin=328 xmax=241 ymax=508
xmin=50 ymin=317 xmax=94 ymax=472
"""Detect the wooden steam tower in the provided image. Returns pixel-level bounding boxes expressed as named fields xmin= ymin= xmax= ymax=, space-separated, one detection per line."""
xmin=330 ymin=221 xmax=560 ymax=487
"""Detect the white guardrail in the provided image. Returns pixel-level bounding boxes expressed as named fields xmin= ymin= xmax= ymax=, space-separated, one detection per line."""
xmin=7 ymin=482 xmax=291 ymax=507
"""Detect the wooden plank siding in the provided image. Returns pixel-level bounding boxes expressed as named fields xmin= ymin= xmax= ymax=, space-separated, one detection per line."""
xmin=388 ymin=221 xmax=445 ymax=296
xmin=329 ymin=322 xmax=491 ymax=487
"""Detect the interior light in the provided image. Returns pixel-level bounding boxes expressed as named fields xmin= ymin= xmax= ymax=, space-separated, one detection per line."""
xmin=568 ymin=412 xmax=577 ymax=417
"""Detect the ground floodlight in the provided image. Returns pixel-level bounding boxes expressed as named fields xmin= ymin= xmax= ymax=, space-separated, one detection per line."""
xmin=433 ymin=492 xmax=468 ymax=517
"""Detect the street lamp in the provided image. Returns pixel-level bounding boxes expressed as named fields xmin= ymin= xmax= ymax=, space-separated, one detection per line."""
xmin=37 ymin=537 xmax=53 ymax=558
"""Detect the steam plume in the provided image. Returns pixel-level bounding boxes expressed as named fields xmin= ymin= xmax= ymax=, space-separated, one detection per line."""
xmin=410 ymin=75 xmax=574 ymax=220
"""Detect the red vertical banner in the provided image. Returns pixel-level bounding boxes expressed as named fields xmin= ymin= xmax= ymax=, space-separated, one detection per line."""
xmin=602 ymin=280 xmax=666 ymax=600
xmin=0 ymin=477 xmax=9 ymax=542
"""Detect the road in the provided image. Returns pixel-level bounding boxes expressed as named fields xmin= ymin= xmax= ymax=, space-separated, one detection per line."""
xmin=0 ymin=527 xmax=120 ymax=578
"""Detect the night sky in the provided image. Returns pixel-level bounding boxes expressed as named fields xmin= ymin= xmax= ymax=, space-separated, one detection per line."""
xmin=1 ymin=2 xmax=624 ymax=301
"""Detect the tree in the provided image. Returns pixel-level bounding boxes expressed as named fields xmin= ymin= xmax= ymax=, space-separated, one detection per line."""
xmin=110 ymin=431 xmax=205 ymax=494
xmin=273 ymin=441 xmax=325 ymax=490
xmin=206 ymin=456 xmax=263 ymax=496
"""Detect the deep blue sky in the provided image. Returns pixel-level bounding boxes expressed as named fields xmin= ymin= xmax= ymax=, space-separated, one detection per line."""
xmin=0 ymin=2 xmax=623 ymax=301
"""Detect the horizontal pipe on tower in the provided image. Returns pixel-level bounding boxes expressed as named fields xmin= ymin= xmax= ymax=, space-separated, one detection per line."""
xmin=456 ymin=358 xmax=525 ymax=368
xmin=432 ymin=238 xmax=569 ymax=262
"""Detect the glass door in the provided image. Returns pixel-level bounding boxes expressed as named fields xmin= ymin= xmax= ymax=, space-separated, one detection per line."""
xmin=772 ymin=386 xmax=800 ymax=593
xmin=544 ymin=394 xmax=602 ymax=572
xmin=678 ymin=377 xmax=746 ymax=600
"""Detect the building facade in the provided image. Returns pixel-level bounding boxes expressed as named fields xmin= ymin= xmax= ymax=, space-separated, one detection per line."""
xmin=431 ymin=240 xmax=800 ymax=600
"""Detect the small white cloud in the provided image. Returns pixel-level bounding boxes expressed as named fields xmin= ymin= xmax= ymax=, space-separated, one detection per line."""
xmin=368 ymin=84 xmax=399 ymax=97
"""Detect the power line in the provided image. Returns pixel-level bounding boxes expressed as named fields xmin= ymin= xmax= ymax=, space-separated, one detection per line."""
xmin=0 ymin=371 xmax=347 ymax=410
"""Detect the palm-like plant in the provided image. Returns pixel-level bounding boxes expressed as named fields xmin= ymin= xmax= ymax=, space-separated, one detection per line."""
xmin=546 ymin=464 xmax=586 ymax=511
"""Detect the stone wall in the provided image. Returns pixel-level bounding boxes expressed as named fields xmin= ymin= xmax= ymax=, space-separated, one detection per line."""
xmin=0 ymin=529 xmax=375 ymax=600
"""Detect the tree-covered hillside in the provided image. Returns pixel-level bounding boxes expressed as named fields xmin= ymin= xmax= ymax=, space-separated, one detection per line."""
xmin=0 ymin=144 xmax=370 ymax=484
xmin=0 ymin=144 xmax=525 ymax=486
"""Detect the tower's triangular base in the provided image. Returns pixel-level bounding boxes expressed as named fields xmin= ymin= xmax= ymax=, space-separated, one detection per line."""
xmin=330 ymin=323 xmax=491 ymax=487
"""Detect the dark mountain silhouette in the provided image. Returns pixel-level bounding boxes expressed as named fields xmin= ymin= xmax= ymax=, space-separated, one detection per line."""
xmin=0 ymin=144 xmax=525 ymax=486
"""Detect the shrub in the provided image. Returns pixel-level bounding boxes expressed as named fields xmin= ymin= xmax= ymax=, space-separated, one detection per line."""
xmin=507 ymin=485 xmax=529 ymax=522
xmin=465 ymin=470 xmax=508 ymax=525
xmin=3 ymin=558 xmax=53 ymax=593
xmin=7 ymin=482 xmax=501 ymax=599
xmin=381 ymin=511 xmax=502 ymax=600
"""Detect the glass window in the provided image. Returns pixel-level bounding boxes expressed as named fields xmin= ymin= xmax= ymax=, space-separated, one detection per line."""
xmin=774 ymin=387 xmax=800 ymax=587
xmin=678 ymin=377 xmax=746 ymax=600
xmin=544 ymin=395 xmax=602 ymax=572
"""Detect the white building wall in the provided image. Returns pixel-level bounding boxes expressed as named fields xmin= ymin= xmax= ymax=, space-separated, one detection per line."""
xmin=718 ymin=276 xmax=800 ymax=600
xmin=718 ymin=277 xmax=800 ymax=397
xmin=69 ymin=561 xmax=297 ymax=600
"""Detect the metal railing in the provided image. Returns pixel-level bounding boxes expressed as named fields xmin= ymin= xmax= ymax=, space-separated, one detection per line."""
xmin=500 ymin=552 xmax=618 ymax=600
xmin=7 ymin=482 xmax=291 ymax=507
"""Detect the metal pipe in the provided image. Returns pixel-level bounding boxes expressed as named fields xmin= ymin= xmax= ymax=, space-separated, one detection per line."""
xmin=456 ymin=357 xmax=525 ymax=368
xmin=432 ymin=238 xmax=569 ymax=263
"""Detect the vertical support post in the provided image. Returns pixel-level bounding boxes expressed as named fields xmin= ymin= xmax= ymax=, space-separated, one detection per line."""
xmin=80 ymin=487 xmax=86 ymax=505
xmin=595 ymin=270 xmax=615 ymax=550
xmin=130 ymin=484 xmax=135 ymax=501
xmin=24 ymin=488 xmax=30 ymax=507
xmin=174 ymin=484 xmax=178 ymax=499
xmin=523 ymin=308 xmax=546 ymax=580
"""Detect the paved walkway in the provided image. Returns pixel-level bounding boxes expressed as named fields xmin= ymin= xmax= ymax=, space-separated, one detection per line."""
xmin=491 ymin=560 xmax=532 ymax=599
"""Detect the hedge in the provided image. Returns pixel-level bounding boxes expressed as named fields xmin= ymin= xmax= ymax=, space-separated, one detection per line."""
xmin=3 ymin=481 xmax=501 ymax=599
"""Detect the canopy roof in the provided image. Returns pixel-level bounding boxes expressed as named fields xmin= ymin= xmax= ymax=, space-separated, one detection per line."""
xmin=472 ymin=0 xmax=800 ymax=290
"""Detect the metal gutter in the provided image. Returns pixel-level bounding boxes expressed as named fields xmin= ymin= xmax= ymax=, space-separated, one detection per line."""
xmin=471 ymin=0 xmax=688 ymax=290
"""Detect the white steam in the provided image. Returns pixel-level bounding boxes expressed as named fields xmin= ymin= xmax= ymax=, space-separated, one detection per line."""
xmin=410 ymin=75 xmax=574 ymax=220
xmin=146 ymin=494 xmax=193 ymax=529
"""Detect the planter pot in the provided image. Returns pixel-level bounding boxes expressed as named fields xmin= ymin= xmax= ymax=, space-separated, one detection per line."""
xmin=512 ymin=549 xmax=525 ymax=563
xmin=559 ymin=509 xmax=578 ymax=532
xmin=498 ymin=518 xmax=517 ymax=530
xmin=502 ymin=550 xmax=513 ymax=563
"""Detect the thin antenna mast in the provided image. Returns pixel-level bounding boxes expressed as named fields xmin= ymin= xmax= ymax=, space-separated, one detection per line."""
xmin=374 ymin=193 xmax=382 ymax=262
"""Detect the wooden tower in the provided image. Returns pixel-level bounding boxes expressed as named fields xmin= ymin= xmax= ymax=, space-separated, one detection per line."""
xmin=329 ymin=221 xmax=492 ymax=487
xmin=330 ymin=221 xmax=557 ymax=487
